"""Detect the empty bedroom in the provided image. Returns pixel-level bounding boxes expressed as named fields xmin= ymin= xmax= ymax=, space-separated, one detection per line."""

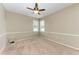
xmin=0 ymin=3 xmax=79 ymax=55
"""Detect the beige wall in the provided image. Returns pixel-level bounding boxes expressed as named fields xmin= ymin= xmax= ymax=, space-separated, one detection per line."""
xmin=6 ymin=11 xmax=37 ymax=40
xmin=44 ymin=4 xmax=79 ymax=35
xmin=0 ymin=4 xmax=7 ymax=52
xmin=6 ymin=11 xmax=34 ymax=32
xmin=42 ymin=4 xmax=79 ymax=50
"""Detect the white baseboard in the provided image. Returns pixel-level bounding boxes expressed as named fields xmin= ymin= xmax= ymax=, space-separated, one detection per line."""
xmin=0 ymin=33 xmax=6 ymax=38
xmin=44 ymin=32 xmax=79 ymax=36
xmin=46 ymin=37 xmax=79 ymax=50
xmin=42 ymin=32 xmax=79 ymax=51
xmin=6 ymin=31 xmax=34 ymax=34
xmin=6 ymin=31 xmax=38 ymax=40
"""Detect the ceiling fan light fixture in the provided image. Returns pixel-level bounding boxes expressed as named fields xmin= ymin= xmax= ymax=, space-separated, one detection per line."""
xmin=27 ymin=3 xmax=45 ymax=15
xmin=34 ymin=10 xmax=39 ymax=14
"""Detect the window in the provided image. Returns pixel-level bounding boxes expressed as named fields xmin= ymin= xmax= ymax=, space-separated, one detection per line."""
xmin=33 ymin=19 xmax=39 ymax=32
xmin=33 ymin=19 xmax=45 ymax=32
xmin=40 ymin=20 xmax=45 ymax=32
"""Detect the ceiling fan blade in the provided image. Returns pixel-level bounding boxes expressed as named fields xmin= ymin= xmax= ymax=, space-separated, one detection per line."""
xmin=39 ymin=9 xmax=45 ymax=11
xmin=27 ymin=7 xmax=34 ymax=10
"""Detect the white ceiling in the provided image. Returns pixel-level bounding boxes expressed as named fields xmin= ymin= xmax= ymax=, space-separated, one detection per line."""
xmin=3 ymin=3 xmax=74 ymax=18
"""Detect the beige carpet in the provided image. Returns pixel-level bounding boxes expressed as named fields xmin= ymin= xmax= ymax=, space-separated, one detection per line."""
xmin=1 ymin=36 xmax=79 ymax=55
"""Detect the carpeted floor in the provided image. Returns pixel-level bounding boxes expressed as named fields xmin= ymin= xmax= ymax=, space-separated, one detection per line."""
xmin=1 ymin=36 xmax=79 ymax=55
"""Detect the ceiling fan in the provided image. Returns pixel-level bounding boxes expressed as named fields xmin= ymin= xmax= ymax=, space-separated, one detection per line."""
xmin=27 ymin=3 xmax=45 ymax=15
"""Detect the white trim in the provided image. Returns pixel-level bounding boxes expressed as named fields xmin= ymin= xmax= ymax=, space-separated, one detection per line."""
xmin=6 ymin=31 xmax=33 ymax=34
xmin=0 ymin=31 xmax=33 ymax=38
xmin=45 ymin=36 xmax=79 ymax=50
xmin=43 ymin=32 xmax=79 ymax=36
xmin=42 ymin=32 xmax=79 ymax=50
xmin=0 ymin=33 xmax=6 ymax=38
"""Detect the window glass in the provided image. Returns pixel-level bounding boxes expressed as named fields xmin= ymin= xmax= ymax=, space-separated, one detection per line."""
xmin=40 ymin=20 xmax=45 ymax=32
xmin=33 ymin=19 xmax=45 ymax=32
xmin=33 ymin=19 xmax=39 ymax=32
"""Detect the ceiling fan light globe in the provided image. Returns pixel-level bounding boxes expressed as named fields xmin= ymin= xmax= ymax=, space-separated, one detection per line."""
xmin=34 ymin=10 xmax=39 ymax=14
